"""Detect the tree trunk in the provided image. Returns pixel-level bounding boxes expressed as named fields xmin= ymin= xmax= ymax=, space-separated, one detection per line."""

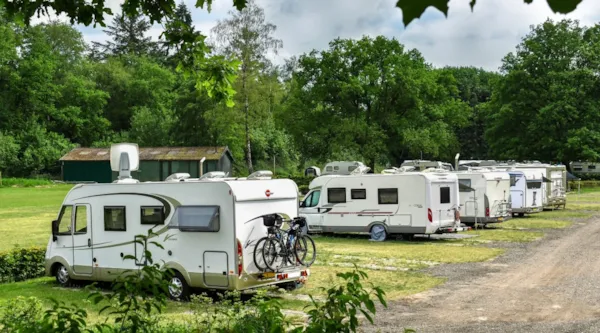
xmin=243 ymin=68 xmax=253 ymax=174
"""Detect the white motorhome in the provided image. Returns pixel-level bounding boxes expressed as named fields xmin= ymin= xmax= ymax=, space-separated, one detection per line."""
xmin=45 ymin=143 xmax=310 ymax=300
xmin=298 ymin=171 xmax=462 ymax=240
xmin=507 ymin=169 xmax=543 ymax=216
xmin=322 ymin=161 xmax=368 ymax=176
xmin=456 ymin=170 xmax=512 ymax=226
xmin=511 ymin=164 xmax=566 ymax=209
xmin=401 ymin=160 xmax=454 ymax=171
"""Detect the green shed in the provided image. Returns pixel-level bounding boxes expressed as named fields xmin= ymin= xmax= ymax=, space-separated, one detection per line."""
xmin=59 ymin=146 xmax=234 ymax=183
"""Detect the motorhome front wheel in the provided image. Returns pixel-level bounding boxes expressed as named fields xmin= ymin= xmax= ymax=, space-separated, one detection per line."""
xmin=55 ymin=264 xmax=70 ymax=286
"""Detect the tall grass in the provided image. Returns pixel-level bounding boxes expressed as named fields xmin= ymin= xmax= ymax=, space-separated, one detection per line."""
xmin=0 ymin=178 xmax=53 ymax=188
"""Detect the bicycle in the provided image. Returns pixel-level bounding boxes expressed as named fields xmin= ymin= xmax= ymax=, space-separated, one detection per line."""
xmin=260 ymin=216 xmax=316 ymax=271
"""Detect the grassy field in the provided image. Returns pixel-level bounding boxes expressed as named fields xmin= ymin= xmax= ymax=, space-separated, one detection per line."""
xmin=0 ymin=184 xmax=597 ymax=319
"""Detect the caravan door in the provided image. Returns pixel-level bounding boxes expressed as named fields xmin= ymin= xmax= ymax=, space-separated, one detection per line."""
xmin=72 ymin=204 xmax=93 ymax=275
xmin=510 ymin=174 xmax=525 ymax=210
xmin=299 ymin=190 xmax=324 ymax=231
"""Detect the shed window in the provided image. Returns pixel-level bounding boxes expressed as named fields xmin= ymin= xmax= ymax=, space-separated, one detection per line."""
xmin=378 ymin=188 xmax=398 ymax=204
xmin=351 ymin=189 xmax=366 ymax=200
xmin=440 ymin=187 xmax=451 ymax=204
xmin=327 ymin=188 xmax=346 ymax=203
xmin=141 ymin=206 xmax=165 ymax=225
xmin=104 ymin=207 xmax=126 ymax=231
xmin=171 ymin=206 xmax=220 ymax=232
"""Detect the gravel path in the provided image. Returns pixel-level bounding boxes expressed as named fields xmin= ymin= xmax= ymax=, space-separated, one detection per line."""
xmin=367 ymin=216 xmax=600 ymax=333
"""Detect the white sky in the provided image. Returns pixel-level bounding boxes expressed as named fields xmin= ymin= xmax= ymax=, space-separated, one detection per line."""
xmin=41 ymin=0 xmax=600 ymax=71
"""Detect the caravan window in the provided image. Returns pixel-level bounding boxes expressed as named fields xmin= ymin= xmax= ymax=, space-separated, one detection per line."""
xmin=589 ymin=165 xmax=596 ymax=170
xmin=574 ymin=167 xmax=582 ymax=172
xmin=378 ymin=188 xmax=398 ymax=204
xmin=104 ymin=207 xmax=126 ymax=231
xmin=171 ymin=206 xmax=220 ymax=232
xmin=440 ymin=187 xmax=451 ymax=204
xmin=57 ymin=205 xmax=73 ymax=235
xmin=325 ymin=166 xmax=333 ymax=172
xmin=510 ymin=175 xmax=518 ymax=187
xmin=334 ymin=166 xmax=339 ymax=171
xmin=327 ymin=188 xmax=346 ymax=203
xmin=527 ymin=181 xmax=542 ymax=189
xmin=351 ymin=189 xmax=366 ymax=200
xmin=74 ymin=206 xmax=88 ymax=234
xmin=348 ymin=166 xmax=357 ymax=172
xmin=141 ymin=206 xmax=165 ymax=225
xmin=458 ymin=179 xmax=471 ymax=192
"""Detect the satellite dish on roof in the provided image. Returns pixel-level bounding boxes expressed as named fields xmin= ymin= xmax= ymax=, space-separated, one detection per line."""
xmin=110 ymin=143 xmax=139 ymax=182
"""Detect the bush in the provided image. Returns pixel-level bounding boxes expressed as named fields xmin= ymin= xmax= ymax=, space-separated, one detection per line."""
xmin=0 ymin=247 xmax=46 ymax=283
xmin=0 ymin=177 xmax=54 ymax=188
xmin=571 ymin=173 xmax=600 ymax=181
xmin=568 ymin=180 xmax=600 ymax=190
xmin=0 ymin=296 xmax=44 ymax=332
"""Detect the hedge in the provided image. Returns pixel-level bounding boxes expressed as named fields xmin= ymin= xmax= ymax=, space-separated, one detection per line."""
xmin=568 ymin=180 xmax=600 ymax=189
xmin=0 ymin=247 xmax=46 ymax=283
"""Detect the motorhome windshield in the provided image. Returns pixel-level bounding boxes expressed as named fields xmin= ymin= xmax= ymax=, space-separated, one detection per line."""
xmin=526 ymin=181 xmax=542 ymax=189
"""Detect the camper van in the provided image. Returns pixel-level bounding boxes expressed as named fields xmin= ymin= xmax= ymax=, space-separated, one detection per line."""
xmin=457 ymin=170 xmax=512 ymax=226
xmin=298 ymin=172 xmax=462 ymax=240
xmin=507 ymin=169 xmax=544 ymax=216
xmin=512 ymin=164 xmax=567 ymax=210
xmin=321 ymin=161 xmax=368 ymax=176
xmin=45 ymin=143 xmax=310 ymax=300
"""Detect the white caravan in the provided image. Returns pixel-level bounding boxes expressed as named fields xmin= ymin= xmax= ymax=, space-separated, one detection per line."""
xmin=507 ymin=169 xmax=543 ymax=216
xmin=511 ymin=164 xmax=567 ymax=209
xmin=322 ymin=161 xmax=368 ymax=176
xmin=456 ymin=170 xmax=512 ymax=226
xmin=45 ymin=143 xmax=310 ymax=300
xmin=299 ymin=172 xmax=462 ymax=240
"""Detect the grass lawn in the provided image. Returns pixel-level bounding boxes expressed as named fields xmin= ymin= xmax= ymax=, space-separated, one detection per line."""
xmin=461 ymin=229 xmax=544 ymax=243
xmin=501 ymin=217 xmax=572 ymax=230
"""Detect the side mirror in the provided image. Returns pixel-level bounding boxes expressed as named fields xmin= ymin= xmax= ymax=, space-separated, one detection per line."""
xmin=299 ymin=201 xmax=305 ymax=208
xmin=51 ymin=220 xmax=58 ymax=241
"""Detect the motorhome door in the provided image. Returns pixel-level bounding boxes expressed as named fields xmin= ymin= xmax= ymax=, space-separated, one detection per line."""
xmin=72 ymin=204 xmax=93 ymax=275
xmin=299 ymin=190 xmax=324 ymax=231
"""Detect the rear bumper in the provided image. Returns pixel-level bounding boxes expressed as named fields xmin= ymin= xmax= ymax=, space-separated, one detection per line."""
xmin=233 ymin=268 xmax=311 ymax=290
xmin=460 ymin=215 xmax=512 ymax=224
xmin=512 ymin=207 xmax=543 ymax=214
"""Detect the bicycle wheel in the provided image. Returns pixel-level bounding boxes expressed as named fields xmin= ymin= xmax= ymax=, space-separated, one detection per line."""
xmin=262 ymin=238 xmax=284 ymax=271
xmin=294 ymin=235 xmax=316 ymax=266
xmin=253 ymin=237 xmax=269 ymax=271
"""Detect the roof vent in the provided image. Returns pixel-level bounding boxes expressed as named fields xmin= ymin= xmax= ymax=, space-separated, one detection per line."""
xmin=248 ymin=170 xmax=273 ymax=180
xmin=165 ymin=173 xmax=191 ymax=182
xmin=200 ymin=171 xmax=228 ymax=180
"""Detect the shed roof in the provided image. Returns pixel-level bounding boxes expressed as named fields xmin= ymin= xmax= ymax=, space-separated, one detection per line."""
xmin=60 ymin=146 xmax=231 ymax=162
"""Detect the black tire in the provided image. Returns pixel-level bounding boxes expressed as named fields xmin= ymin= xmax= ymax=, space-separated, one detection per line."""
xmin=294 ymin=235 xmax=316 ymax=266
xmin=518 ymin=213 xmax=525 ymax=217
xmin=253 ymin=237 xmax=269 ymax=271
xmin=54 ymin=264 xmax=71 ymax=287
xmin=262 ymin=238 xmax=284 ymax=271
xmin=168 ymin=271 xmax=190 ymax=301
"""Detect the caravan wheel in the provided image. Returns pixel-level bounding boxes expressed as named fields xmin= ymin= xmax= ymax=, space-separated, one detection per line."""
xmin=370 ymin=225 xmax=387 ymax=242
xmin=168 ymin=272 xmax=190 ymax=301
xmin=54 ymin=264 xmax=70 ymax=286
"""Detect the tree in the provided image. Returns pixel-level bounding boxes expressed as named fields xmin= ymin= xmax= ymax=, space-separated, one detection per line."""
xmin=211 ymin=0 xmax=283 ymax=173
xmin=92 ymin=13 xmax=156 ymax=59
xmin=485 ymin=19 xmax=600 ymax=165
xmin=161 ymin=2 xmax=196 ymax=67
xmin=283 ymin=36 xmax=470 ymax=170
xmin=441 ymin=66 xmax=500 ymax=159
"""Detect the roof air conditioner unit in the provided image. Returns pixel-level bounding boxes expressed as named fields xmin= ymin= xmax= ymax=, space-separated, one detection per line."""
xmin=248 ymin=170 xmax=273 ymax=180
xmin=200 ymin=171 xmax=228 ymax=179
xmin=165 ymin=173 xmax=191 ymax=182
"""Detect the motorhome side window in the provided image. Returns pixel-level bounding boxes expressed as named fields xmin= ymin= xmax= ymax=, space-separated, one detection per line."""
xmin=574 ymin=167 xmax=582 ymax=172
xmin=510 ymin=175 xmax=517 ymax=187
xmin=527 ymin=181 xmax=542 ymax=189
xmin=57 ymin=205 xmax=73 ymax=235
xmin=440 ymin=187 xmax=451 ymax=204
xmin=172 ymin=206 xmax=220 ymax=232
xmin=141 ymin=206 xmax=165 ymax=225
xmin=328 ymin=188 xmax=346 ymax=203
xmin=378 ymin=188 xmax=398 ymax=204
xmin=104 ymin=207 xmax=126 ymax=231
xmin=348 ymin=166 xmax=357 ymax=172
xmin=458 ymin=179 xmax=471 ymax=192
xmin=351 ymin=189 xmax=366 ymax=200
xmin=325 ymin=166 xmax=333 ymax=172
xmin=74 ymin=206 xmax=88 ymax=233
xmin=589 ymin=165 xmax=596 ymax=170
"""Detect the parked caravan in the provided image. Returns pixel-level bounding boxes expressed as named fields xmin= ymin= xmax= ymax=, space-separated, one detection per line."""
xmin=298 ymin=172 xmax=462 ymax=240
xmin=322 ymin=161 xmax=368 ymax=176
xmin=45 ymin=143 xmax=310 ymax=300
xmin=511 ymin=164 xmax=567 ymax=209
xmin=401 ymin=160 xmax=454 ymax=171
xmin=304 ymin=166 xmax=321 ymax=177
xmin=507 ymin=169 xmax=544 ymax=216
xmin=457 ymin=170 xmax=512 ymax=226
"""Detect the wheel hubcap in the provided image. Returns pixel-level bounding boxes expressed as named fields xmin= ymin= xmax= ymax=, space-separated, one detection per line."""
xmin=57 ymin=266 xmax=69 ymax=284
xmin=169 ymin=277 xmax=183 ymax=298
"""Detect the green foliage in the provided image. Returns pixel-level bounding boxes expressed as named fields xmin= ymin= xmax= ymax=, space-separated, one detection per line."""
xmin=0 ymin=247 xmax=46 ymax=283
xmin=0 ymin=296 xmax=44 ymax=332
xmin=0 ymin=177 xmax=53 ymax=188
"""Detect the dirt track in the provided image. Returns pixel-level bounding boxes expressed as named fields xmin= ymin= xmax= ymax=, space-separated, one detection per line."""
xmin=369 ymin=216 xmax=600 ymax=332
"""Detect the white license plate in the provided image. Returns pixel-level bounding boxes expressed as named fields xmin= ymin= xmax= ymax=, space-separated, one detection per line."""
xmin=286 ymin=271 xmax=300 ymax=279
